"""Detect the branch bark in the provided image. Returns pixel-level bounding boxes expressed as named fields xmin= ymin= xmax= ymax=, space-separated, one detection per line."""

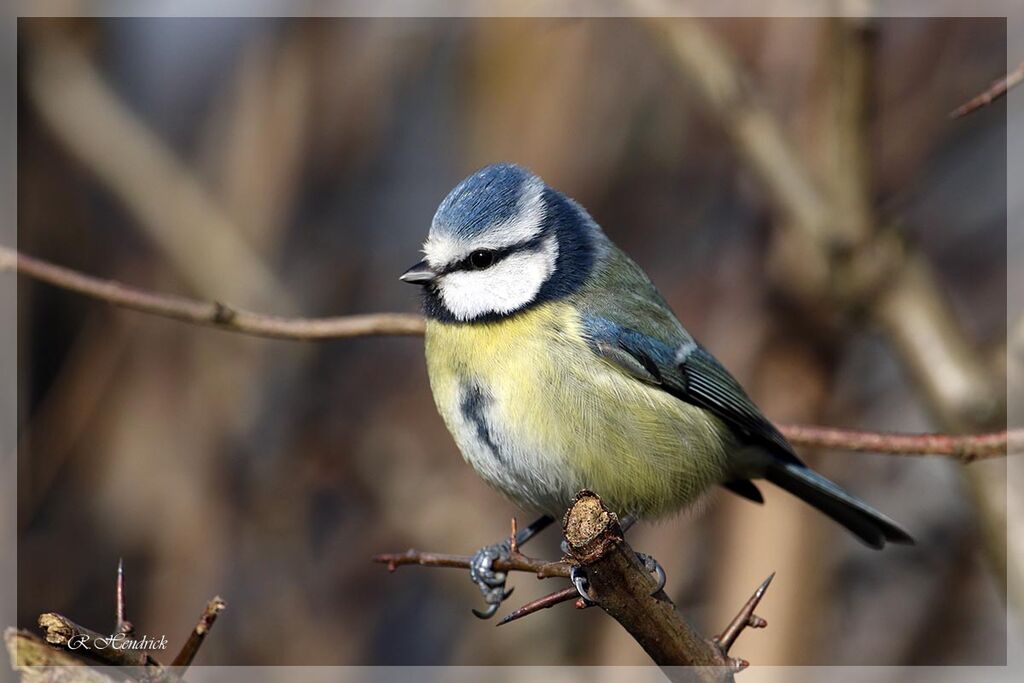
xmin=561 ymin=491 xmax=738 ymax=680
xmin=37 ymin=613 xmax=160 ymax=670
xmin=373 ymin=548 xmax=570 ymax=579
xmin=6 ymin=628 xmax=118 ymax=683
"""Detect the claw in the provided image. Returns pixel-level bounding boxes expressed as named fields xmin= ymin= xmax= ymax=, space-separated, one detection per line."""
xmin=636 ymin=552 xmax=667 ymax=595
xmin=471 ymin=586 xmax=515 ymax=619
xmin=472 ymin=602 xmax=499 ymax=619
xmin=570 ymin=566 xmax=597 ymax=605
xmin=469 ymin=542 xmax=514 ymax=619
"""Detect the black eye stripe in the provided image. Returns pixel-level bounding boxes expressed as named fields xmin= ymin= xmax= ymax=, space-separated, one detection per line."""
xmin=440 ymin=234 xmax=548 ymax=274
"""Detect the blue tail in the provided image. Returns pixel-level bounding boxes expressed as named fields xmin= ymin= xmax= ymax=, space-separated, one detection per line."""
xmin=765 ymin=461 xmax=914 ymax=549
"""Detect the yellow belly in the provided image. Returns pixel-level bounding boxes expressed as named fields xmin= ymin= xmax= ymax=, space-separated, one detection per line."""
xmin=424 ymin=302 xmax=735 ymax=518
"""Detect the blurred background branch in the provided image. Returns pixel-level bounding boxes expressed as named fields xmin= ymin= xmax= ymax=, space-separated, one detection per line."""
xmin=950 ymin=60 xmax=1024 ymax=119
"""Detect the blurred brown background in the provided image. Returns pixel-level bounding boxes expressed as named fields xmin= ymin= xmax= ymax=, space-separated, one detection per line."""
xmin=15 ymin=17 xmax=1009 ymax=667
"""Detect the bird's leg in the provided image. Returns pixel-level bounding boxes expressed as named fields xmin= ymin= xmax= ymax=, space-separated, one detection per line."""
xmin=470 ymin=514 xmax=554 ymax=619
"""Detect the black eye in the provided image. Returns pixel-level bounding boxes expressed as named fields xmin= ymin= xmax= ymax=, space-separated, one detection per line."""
xmin=469 ymin=250 xmax=495 ymax=270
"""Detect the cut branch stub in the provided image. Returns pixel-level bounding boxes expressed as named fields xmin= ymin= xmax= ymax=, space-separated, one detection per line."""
xmin=563 ymin=489 xmax=623 ymax=562
xmin=562 ymin=491 xmax=733 ymax=681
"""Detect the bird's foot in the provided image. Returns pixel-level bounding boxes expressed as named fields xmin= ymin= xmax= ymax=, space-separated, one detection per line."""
xmin=569 ymin=553 xmax=665 ymax=605
xmin=636 ymin=552 xmax=667 ymax=594
xmin=570 ymin=565 xmax=597 ymax=605
xmin=469 ymin=542 xmax=515 ymax=619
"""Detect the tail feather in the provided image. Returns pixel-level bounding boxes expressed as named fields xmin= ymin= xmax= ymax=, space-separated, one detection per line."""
xmin=765 ymin=461 xmax=914 ymax=549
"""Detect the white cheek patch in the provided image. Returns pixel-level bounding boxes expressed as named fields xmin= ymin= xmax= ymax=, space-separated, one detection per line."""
xmin=439 ymin=236 xmax=559 ymax=320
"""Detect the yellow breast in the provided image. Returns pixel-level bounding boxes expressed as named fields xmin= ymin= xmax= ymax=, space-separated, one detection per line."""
xmin=424 ymin=302 xmax=734 ymax=518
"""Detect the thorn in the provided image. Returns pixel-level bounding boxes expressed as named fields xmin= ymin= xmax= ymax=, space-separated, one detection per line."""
xmin=509 ymin=517 xmax=519 ymax=554
xmin=114 ymin=558 xmax=132 ymax=635
xmin=497 ymin=585 xmax=579 ymax=626
xmin=715 ymin=571 xmax=775 ymax=654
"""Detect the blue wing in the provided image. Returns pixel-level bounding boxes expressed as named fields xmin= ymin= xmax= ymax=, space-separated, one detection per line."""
xmin=579 ymin=315 xmax=915 ymax=547
xmin=580 ymin=316 xmax=802 ymax=467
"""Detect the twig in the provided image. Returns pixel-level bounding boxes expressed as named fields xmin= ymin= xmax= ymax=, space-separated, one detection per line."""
xmin=1 ymin=246 xmax=424 ymax=340
xmin=171 ymin=597 xmax=227 ymax=670
xmin=509 ymin=517 xmax=519 ymax=553
xmin=779 ymin=425 xmax=1019 ymax=461
xmin=372 ymin=548 xmax=570 ymax=579
xmin=949 ymin=61 xmax=1024 ymax=118
xmin=4 ymin=244 xmax=1018 ymax=462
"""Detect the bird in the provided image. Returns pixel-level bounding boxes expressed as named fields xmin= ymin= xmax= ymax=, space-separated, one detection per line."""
xmin=401 ymin=162 xmax=913 ymax=617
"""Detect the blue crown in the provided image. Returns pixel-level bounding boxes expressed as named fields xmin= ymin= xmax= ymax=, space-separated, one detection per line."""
xmin=431 ymin=163 xmax=537 ymax=239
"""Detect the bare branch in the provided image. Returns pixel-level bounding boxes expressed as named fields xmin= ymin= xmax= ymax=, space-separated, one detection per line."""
xmin=779 ymin=425 xmax=1019 ymax=461
xmin=950 ymin=61 xmax=1024 ymax=119
xmin=372 ymin=548 xmax=570 ymax=579
xmin=1 ymin=245 xmax=424 ymax=340
xmin=171 ymin=597 xmax=227 ymax=670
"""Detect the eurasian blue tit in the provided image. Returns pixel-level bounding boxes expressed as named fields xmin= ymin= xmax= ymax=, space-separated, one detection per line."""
xmin=401 ymin=163 xmax=912 ymax=597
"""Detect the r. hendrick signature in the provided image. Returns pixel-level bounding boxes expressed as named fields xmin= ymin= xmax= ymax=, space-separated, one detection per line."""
xmin=67 ymin=633 xmax=168 ymax=651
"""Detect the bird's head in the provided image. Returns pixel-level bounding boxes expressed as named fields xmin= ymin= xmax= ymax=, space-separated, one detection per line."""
xmin=401 ymin=163 xmax=600 ymax=322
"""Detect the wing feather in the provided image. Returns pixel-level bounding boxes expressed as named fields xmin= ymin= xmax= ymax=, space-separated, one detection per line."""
xmin=582 ymin=315 xmax=801 ymax=466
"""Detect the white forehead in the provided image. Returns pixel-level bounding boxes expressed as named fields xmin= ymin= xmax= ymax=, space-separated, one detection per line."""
xmin=423 ymin=175 xmax=547 ymax=267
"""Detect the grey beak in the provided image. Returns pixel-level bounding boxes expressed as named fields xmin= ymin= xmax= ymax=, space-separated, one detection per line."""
xmin=400 ymin=260 xmax=437 ymax=285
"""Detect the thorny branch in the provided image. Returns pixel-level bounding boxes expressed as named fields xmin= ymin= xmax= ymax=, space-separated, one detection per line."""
xmin=8 ymin=562 xmax=226 ymax=682
xmin=376 ymin=493 xmax=770 ymax=679
xmin=3 ymin=244 xmax=1016 ymax=460
xmin=560 ymin=491 xmax=736 ymax=677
